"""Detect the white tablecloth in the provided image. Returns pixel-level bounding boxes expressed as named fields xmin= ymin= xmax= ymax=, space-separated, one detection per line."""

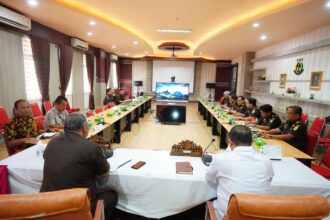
xmin=1 ymin=144 xmax=330 ymax=218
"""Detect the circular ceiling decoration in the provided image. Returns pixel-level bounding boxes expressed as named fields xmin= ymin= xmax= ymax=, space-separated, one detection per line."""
xmin=158 ymin=42 xmax=189 ymax=57
xmin=158 ymin=42 xmax=189 ymax=51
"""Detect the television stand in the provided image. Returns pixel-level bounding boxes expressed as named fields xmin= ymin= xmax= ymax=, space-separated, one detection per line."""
xmin=162 ymin=122 xmax=181 ymax=125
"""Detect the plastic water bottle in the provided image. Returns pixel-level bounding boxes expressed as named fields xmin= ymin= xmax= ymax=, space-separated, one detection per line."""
xmin=231 ymin=117 xmax=235 ymax=125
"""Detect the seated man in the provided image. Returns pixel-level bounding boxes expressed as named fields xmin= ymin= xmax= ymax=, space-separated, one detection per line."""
xmin=206 ymin=125 xmax=274 ymax=220
xmin=103 ymin=88 xmax=119 ymax=106
xmin=220 ymin=91 xmax=231 ymax=105
xmin=255 ymin=104 xmax=282 ymax=131
xmin=117 ymin=88 xmax=128 ymax=103
xmin=237 ymin=98 xmax=261 ymax=120
xmin=226 ymin=94 xmax=238 ymax=110
xmin=4 ymin=99 xmax=40 ymax=154
xmin=44 ymin=96 xmax=69 ymax=130
xmin=262 ymin=106 xmax=307 ymax=152
xmin=40 ymin=113 xmax=118 ymax=219
xmin=235 ymin=96 xmax=248 ymax=115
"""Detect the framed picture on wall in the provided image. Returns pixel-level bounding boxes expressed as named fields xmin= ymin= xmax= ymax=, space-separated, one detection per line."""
xmin=310 ymin=71 xmax=323 ymax=90
xmin=279 ymin=74 xmax=287 ymax=88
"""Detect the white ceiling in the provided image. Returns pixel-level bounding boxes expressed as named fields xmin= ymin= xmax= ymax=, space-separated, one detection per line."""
xmin=1 ymin=0 xmax=330 ymax=59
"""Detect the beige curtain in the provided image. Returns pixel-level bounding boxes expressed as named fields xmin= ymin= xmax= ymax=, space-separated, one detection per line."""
xmin=71 ymin=50 xmax=84 ymax=110
xmin=200 ymin=63 xmax=216 ymax=99
xmin=132 ymin=61 xmax=148 ymax=97
xmin=0 ymin=29 xmax=26 ymax=117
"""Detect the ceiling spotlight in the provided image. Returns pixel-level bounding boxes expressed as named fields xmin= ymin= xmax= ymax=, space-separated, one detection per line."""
xmin=112 ymin=45 xmax=116 ymax=49
xmin=27 ymin=0 xmax=38 ymax=6
xmin=157 ymin=29 xmax=192 ymax=33
xmin=89 ymin=21 xmax=96 ymax=26
xmin=144 ymin=51 xmax=149 ymax=54
xmin=87 ymin=32 xmax=93 ymax=36
xmin=125 ymin=53 xmax=129 ymax=56
xmin=260 ymin=35 xmax=267 ymax=40
xmin=133 ymin=41 xmax=139 ymax=45
xmin=252 ymin=22 xmax=260 ymax=28
xmin=199 ymin=52 xmax=203 ymax=55
xmin=326 ymin=1 xmax=330 ymax=8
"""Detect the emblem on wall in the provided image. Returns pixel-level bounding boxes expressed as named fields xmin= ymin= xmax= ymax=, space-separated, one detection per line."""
xmin=293 ymin=58 xmax=304 ymax=75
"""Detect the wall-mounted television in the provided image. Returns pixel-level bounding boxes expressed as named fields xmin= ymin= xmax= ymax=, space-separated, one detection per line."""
xmin=156 ymin=82 xmax=189 ymax=102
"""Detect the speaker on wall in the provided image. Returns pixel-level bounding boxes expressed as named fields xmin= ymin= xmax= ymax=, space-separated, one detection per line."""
xmin=206 ymin=83 xmax=215 ymax=89
xmin=134 ymin=81 xmax=143 ymax=86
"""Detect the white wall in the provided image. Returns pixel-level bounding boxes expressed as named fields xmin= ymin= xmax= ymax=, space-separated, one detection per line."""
xmin=252 ymin=25 xmax=330 ymax=118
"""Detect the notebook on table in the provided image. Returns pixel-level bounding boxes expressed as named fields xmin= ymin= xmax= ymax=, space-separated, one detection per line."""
xmin=262 ymin=145 xmax=282 ymax=160
xmin=176 ymin=162 xmax=193 ymax=174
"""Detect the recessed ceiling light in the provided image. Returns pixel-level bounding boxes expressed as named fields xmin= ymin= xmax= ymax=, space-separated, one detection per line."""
xmin=144 ymin=51 xmax=149 ymax=54
xmin=199 ymin=52 xmax=203 ymax=55
xmin=326 ymin=1 xmax=330 ymax=8
xmin=87 ymin=32 xmax=93 ymax=36
xmin=27 ymin=0 xmax=38 ymax=6
xmin=252 ymin=22 xmax=260 ymax=28
xmin=89 ymin=21 xmax=96 ymax=26
xmin=157 ymin=29 xmax=192 ymax=33
xmin=260 ymin=35 xmax=267 ymax=40
xmin=112 ymin=45 xmax=116 ymax=49
xmin=133 ymin=41 xmax=138 ymax=45
xmin=125 ymin=53 xmax=129 ymax=56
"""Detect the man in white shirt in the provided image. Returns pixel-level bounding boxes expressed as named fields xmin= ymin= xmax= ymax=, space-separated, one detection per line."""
xmin=205 ymin=125 xmax=274 ymax=220
xmin=44 ymin=96 xmax=69 ymax=130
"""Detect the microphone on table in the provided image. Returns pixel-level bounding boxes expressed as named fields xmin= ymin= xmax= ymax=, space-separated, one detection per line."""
xmin=201 ymin=138 xmax=215 ymax=166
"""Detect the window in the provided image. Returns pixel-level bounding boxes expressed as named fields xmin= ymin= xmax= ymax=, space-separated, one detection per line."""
xmin=83 ymin=54 xmax=91 ymax=93
xmin=22 ymin=36 xmax=41 ymax=101
xmin=112 ymin=62 xmax=118 ymax=89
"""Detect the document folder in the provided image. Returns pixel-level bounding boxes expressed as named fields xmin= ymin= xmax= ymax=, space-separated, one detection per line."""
xmin=176 ymin=162 xmax=193 ymax=174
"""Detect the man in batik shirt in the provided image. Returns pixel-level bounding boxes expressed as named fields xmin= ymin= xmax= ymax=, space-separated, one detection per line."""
xmin=4 ymin=99 xmax=39 ymax=154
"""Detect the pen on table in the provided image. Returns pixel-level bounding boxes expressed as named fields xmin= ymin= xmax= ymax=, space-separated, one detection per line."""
xmin=116 ymin=159 xmax=132 ymax=170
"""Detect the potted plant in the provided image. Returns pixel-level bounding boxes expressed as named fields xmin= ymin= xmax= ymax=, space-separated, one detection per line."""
xmin=286 ymin=87 xmax=297 ymax=96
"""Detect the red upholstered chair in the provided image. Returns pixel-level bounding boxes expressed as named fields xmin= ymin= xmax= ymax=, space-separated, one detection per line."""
xmin=43 ymin=101 xmax=52 ymax=112
xmin=66 ymin=102 xmax=80 ymax=113
xmin=319 ymin=130 xmax=330 ymax=145
xmin=306 ymin=131 xmax=319 ymax=156
xmin=30 ymin=103 xmax=44 ymax=120
xmin=312 ymin=144 xmax=330 ymax=179
xmin=109 ymin=102 xmax=116 ymax=108
xmin=1 ymin=133 xmax=15 ymax=156
xmin=0 ymin=165 xmax=10 ymax=194
xmin=104 ymin=105 xmax=109 ymax=110
xmin=0 ymin=107 xmax=9 ymax=134
xmin=95 ymin=107 xmax=103 ymax=114
xmin=309 ymin=117 xmax=325 ymax=136
xmin=301 ymin=113 xmax=308 ymax=125
xmin=35 ymin=116 xmax=45 ymax=130
xmin=86 ymin=111 xmax=94 ymax=117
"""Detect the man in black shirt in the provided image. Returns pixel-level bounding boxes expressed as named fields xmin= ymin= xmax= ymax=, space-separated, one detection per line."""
xmin=104 ymin=88 xmax=119 ymax=106
xmin=40 ymin=113 xmax=117 ymax=219
xmin=263 ymin=106 xmax=307 ymax=152
xmin=236 ymin=98 xmax=261 ymax=120
xmin=255 ymin=104 xmax=282 ymax=131
xmin=227 ymin=94 xmax=238 ymax=110
xmin=235 ymin=96 xmax=248 ymax=115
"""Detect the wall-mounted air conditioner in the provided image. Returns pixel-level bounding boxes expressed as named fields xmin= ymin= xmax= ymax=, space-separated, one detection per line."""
xmin=71 ymin=38 xmax=89 ymax=51
xmin=0 ymin=6 xmax=31 ymax=31
xmin=110 ymin=54 xmax=118 ymax=61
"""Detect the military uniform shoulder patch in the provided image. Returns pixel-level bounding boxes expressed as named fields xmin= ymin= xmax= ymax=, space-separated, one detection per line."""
xmin=293 ymin=125 xmax=300 ymax=131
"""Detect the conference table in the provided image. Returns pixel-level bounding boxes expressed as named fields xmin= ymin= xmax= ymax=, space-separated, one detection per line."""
xmin=1 ymin=144 xmax=330 ymax=219
xmin=86 ymin=96 xmax=152 ymax=142
xmin=198 ymin=100 xmax=314 ymax=166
